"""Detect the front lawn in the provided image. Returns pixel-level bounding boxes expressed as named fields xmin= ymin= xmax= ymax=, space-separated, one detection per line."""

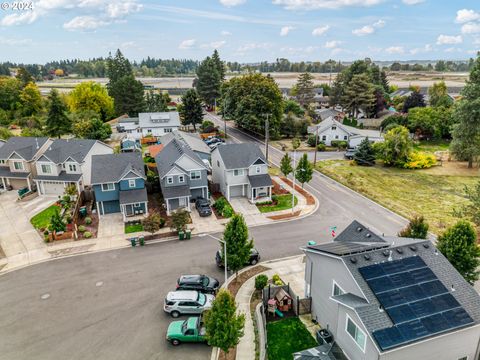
xmin=316 ymin=160 xmax=479 ymax=234
xmin=257 ymin=194 xmax=298 ymax=213
xmin=30 ymin=204 xmax=60 ymax=229
xmin=267 ymin=317 xmax=317 ymax=360
xmin=125 ymin=223 xmax=144 ymax=234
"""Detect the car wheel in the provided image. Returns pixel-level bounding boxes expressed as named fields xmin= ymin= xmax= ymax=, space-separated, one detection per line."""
xmin=251 ymin=259 xmax=258 ymax=265
xmin=171 ymin=311 xmax=180 ymax=318
xmin=171 ymin=339 xmax=181 ymax=346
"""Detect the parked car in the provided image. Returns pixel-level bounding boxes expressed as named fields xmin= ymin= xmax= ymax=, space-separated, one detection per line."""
xmin=344 ymin=147 xmax=357 ymax=160
xmin=164 ymin=291 xmax=214 ymax=318
xmin=209 ymin=142 xmax=225 ymax=150
xmin=176 ymin=274 xmax=219 ymax=294
xmin=215 ymin=248 xmax=261 ymax=268
xmin=205 ymin=137 xmax=224 ymax=146
xmin=195 ymin=197 xmax=212 ymax=217
xmin=166 ymin=316 xmax=207 ymax=346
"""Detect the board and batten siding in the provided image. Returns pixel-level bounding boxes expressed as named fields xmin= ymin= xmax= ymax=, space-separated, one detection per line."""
xmin=81 ymin=142 xmax=114 ymax=186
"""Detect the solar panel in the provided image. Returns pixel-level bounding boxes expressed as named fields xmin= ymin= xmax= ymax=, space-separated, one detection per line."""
xmin=308 ymin=242 xmax=389 ymax=256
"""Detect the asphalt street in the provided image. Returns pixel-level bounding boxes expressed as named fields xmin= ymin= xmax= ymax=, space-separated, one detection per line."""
xmin=0 ymin=114 xmax=408 ymax=360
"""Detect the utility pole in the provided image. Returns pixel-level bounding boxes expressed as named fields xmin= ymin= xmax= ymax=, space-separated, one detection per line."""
xmin=313 ymin=125 xmax=319 ymax=166
xmin=223 ymin=98 xmax=227 ymax=139
xmin=265 ymin=113 xmax=269 ymax=164
xmin=292 ymin=148 xmax=296 ymax=214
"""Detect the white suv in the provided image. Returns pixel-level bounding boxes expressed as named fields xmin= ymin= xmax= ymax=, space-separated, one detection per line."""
xmin=163 ymin=291 xmax=214 ymax=318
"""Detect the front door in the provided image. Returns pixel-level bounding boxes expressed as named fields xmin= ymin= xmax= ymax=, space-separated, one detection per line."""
xmin=253 ymin=188 xmax=257 ymax=199
xmin=179 ymin=197 xmax=186 ymax=207
xmin=125 ymin=204 xmax=134 ymax=216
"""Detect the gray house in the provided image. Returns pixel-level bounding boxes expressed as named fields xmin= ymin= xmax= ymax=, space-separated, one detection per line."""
xmin=302 ymin=220 xmax=480 ymax=360
xmin=160 ymin=131 xmax=211 ymax=161
xmin=211 ymin=143 xmax=272 ymax=202
xmin=155 ymin=138 xmax=208 ymax=215
xmin=139 ymin=112 xmax=181 ymax=138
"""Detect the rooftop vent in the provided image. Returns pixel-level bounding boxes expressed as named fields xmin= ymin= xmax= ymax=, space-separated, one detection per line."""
xmin=423 ymin=243 xmax=430 ymax=249
xmin=356 ymin=227 xmax=363 ymax=232
xmin=409 ymin=245 xmax=417 ymax=252
xmin=350 ymin=257 xmax=357 ymax=264
xmin=366 ymin=233 xmax=372 ymax=238
xmin=451 ymin=284 xmax=456 ymax=292
xmin=364 ymin=254 xmax=371 ymax=261
xmin=382 ymin=250 xmax=390 ymax=257
xmin=435 ymin=249 xmax=439 ymax=256
xmin=396 ymin=248 xmax=404 ymax=254
xmin=379 ymin=305 xmax=384 ymax=313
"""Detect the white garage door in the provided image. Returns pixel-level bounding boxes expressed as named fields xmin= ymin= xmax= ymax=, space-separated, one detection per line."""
xmin=41 ymin=181 xmax=65 ymax=195
xmin=229 ymin=185 xmax=244 ymax=198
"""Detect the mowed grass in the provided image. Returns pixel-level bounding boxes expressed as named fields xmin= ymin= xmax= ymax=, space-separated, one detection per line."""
xmin=413 ymin=139 xmax=451 ymax=153
xmin=125 ymin=223 xmax=144 ymax=234
xmin=30 ymin=204 xmax=60 ymax=229
xmin=267 ymin=317 xmax=318 ymax=360
xmin=316 ymin=160 xmax=479 ymax=235
xmin=257 ymin=194 xmax=298 ymax=213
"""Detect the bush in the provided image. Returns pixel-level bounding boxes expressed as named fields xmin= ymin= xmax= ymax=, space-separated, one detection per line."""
xmin=317 ymin=143 xmax=326 ymax=151
xmin=403 ymin=151 xmax=437 ymax=169
xmin=331 ymin=140 xmax=348 ymax=149
xmin=85 ymin=217 xmax=92 ymax=225
xmin=272 ymin=274 xmax=283 ymax=285
xmin=222 ymin=205 xmax=234 ymax=218
xmin=255 ymin=275 xmax=268 ymax=290
xmin=84 ymin=231 xmax=92 ymax=238
xmin=257 ymin=200 xmax=273 ymax=206
xmin=43 ymin=230 xmax=49 ymax=235
xmin=307 ymin=134 xmax=317 ymax=147
xmin=159 ymin=217 xmax=166 ymax=228
xmin=214 ymin=197 xmax=228 ymax=213
xmin=78 ymin=225 xmax=86 ymax=232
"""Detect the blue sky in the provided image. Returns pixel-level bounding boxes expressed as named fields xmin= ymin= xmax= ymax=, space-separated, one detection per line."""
xmin=0 ymin=0 xmax=479 ymax=63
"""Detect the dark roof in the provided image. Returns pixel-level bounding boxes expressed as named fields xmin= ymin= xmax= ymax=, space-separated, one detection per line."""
xmin=39 ymin=139 xmax=99 ymax=164
xmin=334 ymin=220 xmax=385 ymax=243
xmin=155 ymin=138 xmax=205 ymax=178
xmin=0 ymin=166 xmax=30 ymax=178
xmin=34 ymin=172 xmax=82 ymax=182
xmin=0 ymin=137 xmax=49 ymax=161
xmin=307 ymin=241 xmax=388 ymax=256
xmin=248 ymin=174 xmax=273 ymax=188
xmin=91 ymin=153 xmax=145 ymax=184
xmin=215 ymin=143 xmax=266 ymax=169
xmin=161 ymin=131 xmax=210 ymax=155
xmin=162 ymin=184 xmax=191 ymax=199
xmin=119 ymin=188 xmax=148 ymax=205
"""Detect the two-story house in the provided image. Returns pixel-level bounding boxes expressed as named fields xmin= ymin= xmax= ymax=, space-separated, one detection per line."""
xmin=0 ymin=137 xmax=52 ymax=191
xmin=91 ymin=153 xmax=148 ymax=221
xmin=155 ymin=138 xmax=208 ymax=215
xmin=139 ymin=112 xmax=180 ymax=138
xmin=160 ymin=131 xmax=211 ymax=162
xmin=301 ymin=220 xmax=480 ymax=360
xmin=211 ymin=143 xmax=272 ymax=202
xmin=33 ymin=139 xmax=113 ymax=195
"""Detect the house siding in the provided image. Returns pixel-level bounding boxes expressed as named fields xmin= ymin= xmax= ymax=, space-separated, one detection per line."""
xmin=81 ymin=141 xmax=113 ymax=186
xmin=93 ymin=183 xmax=119 ymax=202
xmin=119 ymin=178 xmax=145 ymax=191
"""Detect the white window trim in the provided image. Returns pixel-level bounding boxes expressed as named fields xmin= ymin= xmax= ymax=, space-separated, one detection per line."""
xmin=332 ymin=280 xmax=345 ymax=297
xmin=13 ymin=161 xmax=24 ymax=170
xmin=255 ymin=166 xmax=261 ymax=174
xmin=41 ymin=164 xmax=52 ymax=174
xmin=233 ymin=169 xmax=244 ymax=177
xmin=190 ymin=171 xmax=201 ymax=180
xmin=0 ymin=159 xmax=5 ymax=164
xmin=128 ymin=179 xmax=136 ymax=188
xmin=178 ymin=175 xmax=185 ymax=183
xmin=68 ymin=163 xmax=77 ymax=172
xmin=134 ymin=203 xmax=141 ymax=208
xmin=166 ymin=176 xmax=173 ymax=184
xmin=345 ymin=315 xmax=366 ymax=352
xmin=102 ymin=183 xmax=115 ymax=192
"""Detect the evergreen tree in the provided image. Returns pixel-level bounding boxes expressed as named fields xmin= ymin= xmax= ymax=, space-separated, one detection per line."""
xmin=222 ymin=214 xmax=253 ymax=278
xmin=109 ymin=74 xmax=145 ymax=117
xmin=15 ymin=67 xmax=34 ymax=87
xmin=295 ymin=72 xmax=315 ymax=107
xmin=195 ymin=56 xmax=221 ymax=107
xmin=280 ymin=153 xmax=293 ymax=177
xmin=342 ymin=74 xmax=375 ymax=118
xmin=353 ymin=137 xmax=375 ymax=166
xmin=437 ymin=220 xmax=480 ymax=285
xmin=402 ymin=91 xmax=426 ymax=113
xmin=145 ymin=90 xmax=170 ymax=112
xmin=281 ymin=112 xmax=298 ymax=138
xmin=179 ymin=89 xmax=203 ymax=131
xmin=106 ymin=49 xmax=132 ymax=87
xmin=212 ymin=49 xmax=226 ymax=81
xmin=398 ymin=215 xmax=429 ymax=239
xmin=295 ymin=153 xmax=313 ymax=188
xmin=45 ymin=89 xmax=71 ymax=137
xmin=203 ymin=289 xmax=245 ymax=356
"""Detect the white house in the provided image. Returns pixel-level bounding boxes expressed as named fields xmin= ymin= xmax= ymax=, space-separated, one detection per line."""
xmin=139 ymin=112 xmax=181 ymax=138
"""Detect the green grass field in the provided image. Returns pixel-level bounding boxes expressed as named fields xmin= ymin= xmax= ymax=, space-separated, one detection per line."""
xmin=125 ymin=223 xmax=144 ymax=234
xmin=257 ymin=194 xmax=298 ymax=213
xmin=413 ymin=139 xmax=451 ymax=153
xmin=316 ymin=160 xmax=478 ymax=235
xmin=30 ymin=205 xmax=60 ymax=229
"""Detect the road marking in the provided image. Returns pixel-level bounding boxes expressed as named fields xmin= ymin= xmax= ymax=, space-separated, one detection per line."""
xmin=41 ymin=293 xmax=50 ymax=300
xmin=95 ymin=281 xmax=103 ymax=287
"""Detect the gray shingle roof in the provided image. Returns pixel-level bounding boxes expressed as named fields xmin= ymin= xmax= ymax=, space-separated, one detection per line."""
xmin=0 ymin=137 xmax=49 ymax=161
xmin=40 ymin=139 xmax=98 ymax=164
xmin=118 ymin=117 xmax=139 ymax=124
xmin=215 ymin=143 xmax=266 ymax=169
xmin=162 ymin=184 xmax=191 ymax=199
xmin=34 ymin=172 xmax=82 ymax=182
xmin=248 ymin=174 xmax=273 ymax=188
xmin=155 ymin=138 xmax=205 ymax=178
xmin=334 ymin=220 xmax=386 ymax=243
xmin=139 ymin=112 xmax=180 ymax=129
xmin=160 ymin=131 xmax=210 ymax=155
xmin=119 ymin=188 xmax=148 ymax=205
xmin=0 ymin=166 xmax=30 ymax=178
xmin=91 ymin=153 xmax=145 ymax=184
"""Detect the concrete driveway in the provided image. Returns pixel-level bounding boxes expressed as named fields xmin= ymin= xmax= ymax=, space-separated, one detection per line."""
xmin=230 ymin=198 xmax=271 ymax=226
xmin=190 ymin=205 xmax=226 ymax=234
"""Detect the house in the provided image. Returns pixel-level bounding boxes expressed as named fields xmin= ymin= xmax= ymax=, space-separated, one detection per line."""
xmin=0 ymin=136 xmax=52 ymax=191
xmin=91 ymin=153 xmax=148 ymax=221
xmin=308 ymin=117 xmax=384 ymax=147
xmin=302 ymin=220 xmax=480 ymax=360
xmin=117 ymin=117 xmax=141 ymax=139
xmin=315 ymin=108 xmax=343 ymax=122
xmin=139 ymin=112 xmax=181 ymax=138
xmin=160 ymin=131 xmax=211 ymax=161
xmin=33 ymin=139 xmax=113 ymax=195
xmin=211 ymin=143 xmax=272 ymax=203
xmin=155 ymin=138 xmax=208 ymax=215
xmin=120 ymin=137 xmax=142 ymax=153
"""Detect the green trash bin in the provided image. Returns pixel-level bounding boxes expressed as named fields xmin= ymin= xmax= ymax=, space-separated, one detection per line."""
xmin=185 ymin=230 xmax=191 ymax=240
xmin=130 ymin=238 xmax=136 ymax=247
xmin=139 ymin=236 xmax=145 ymax=246
xmin=178 ymin=231 xmax=185 ymax=240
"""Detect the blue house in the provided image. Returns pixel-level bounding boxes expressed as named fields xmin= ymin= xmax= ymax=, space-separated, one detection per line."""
xmin=120 ymin=137 xmax=142 ymax=153
xmin=91 ymin=153 xmax=148 ymax=221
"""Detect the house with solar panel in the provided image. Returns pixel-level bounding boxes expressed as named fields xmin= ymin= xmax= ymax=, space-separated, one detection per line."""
xmin=302 ymin=220 xmax=480 ymax=360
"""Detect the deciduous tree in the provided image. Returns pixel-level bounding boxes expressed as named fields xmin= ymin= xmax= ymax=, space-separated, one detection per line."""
xmin=375 ymin=126 xmax=412 ymax=167
xmin=454 ymin=181 xmax=480 ymax=226
xmin=296 ymin=153 xmax=313 ymax=188
xmin=280 ymin=153 xmax=293 ymax=176
xmin=72 ymin=118 xmax=111 ymax=141
xmin=68 ymin=81 xmax=114 ymax=120
xmin=19 ymin=82 xmax=43 ymax=117
xmin=222 ymin=214 xmax=253 ymax=278
xmin=145 ymin=90 xmax=170 ymax=112
xmin=142 ymin=212 xmax=164 ymax=234
xmin=428 ymin=81 xmax=453 ymax=107
xmin=398 ymin=215 xmax=429 ymax=239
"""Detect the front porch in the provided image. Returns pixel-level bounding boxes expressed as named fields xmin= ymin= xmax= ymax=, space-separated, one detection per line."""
xmin=165 ymin=196 xmax=191 ymax=216
xmin=121 ymin=202 xmax=148 ymax=222
xmin=248 ymin=173 xmax=274 ymax=204
xmin=0 ymin=167 xmax=32 ymax=191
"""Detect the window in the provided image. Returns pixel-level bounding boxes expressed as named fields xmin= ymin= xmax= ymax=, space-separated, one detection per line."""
xmin=346 ymin=316 xmax=366 ymax=352
xmin=68 ymin=164 xmax=77 ymax=172
xmin=217 ymin=160 xmax=220 ymax=167
xmin=332 ymin=126 xmax=337 ymax=130
xmin=332 ymin=281 xmax=345 ymax=296
xmin=128 ymin=179 xmax=136 ymax=188
xmin=343 ymin=135 xmax=348 ymax=140
xmin=178 ymin=175 xmax=185 ymax=183
xmin=335 ymin=135 xmax=339 ymax=139
xmin=185 ymin=329 xmax=194 ymax=336
xmin=134 ymin=203 xmax=141 ymax=208
xmin=458 ymin=357 xmax=468 ymax=360
xmin=0 ymin=160 xmax=5 ymax=164
xmin=164 ymin=128 xmax=173 ymax=133
xmin=166 ymin=176 xmax=173 ymax=184
xmin=41 ymin=164 xmax=52 ymax=174
xmin=102 ymin=183 xmax=115 ymax=191
xmin=190 ymin=171 xmax=201 ymax=180
xmin=322 ymin=135 xmax=327 ymax=141
xmin=255 ymin=166 xmax=261 ymax=174
xmin=233 ymin=169 xmax=244 ymax=176
xmin=13 ymin=161 xmax=23 ymax=170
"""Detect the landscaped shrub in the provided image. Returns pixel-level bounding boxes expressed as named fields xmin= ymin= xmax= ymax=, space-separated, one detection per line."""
xmin=255 ymin=275 xmax=268 ymax=290
xmin=403 ymin=151 xmax=437 ymax=169
xmin=222 ymin=205 xmax=234 ymax=218
xmin=257 ymin=200 xmax=273 ymax=206
xmin=214 ymin=197 xmax=228 ymax=212
xmin=317 ymin=143 xmax=326 ymax=151
xmin=78 ymin=225 xmax=86 ymax=232
xmin=307 ymin=134 xmax=317 ymax=147
xmin=159 ymin=217 xmax=166 ymax=228
xmin=43 ymin=230 xmax=49 ymax=236
xmin=272 ymin=274 xmax=283 ymax=286
xmin=85 ymin=217 xmax=92 ymax=225
xmin=331 ymin=140 xmax=348 ymax=149
xmin=84 ymin=231 xmax=92 ymax=238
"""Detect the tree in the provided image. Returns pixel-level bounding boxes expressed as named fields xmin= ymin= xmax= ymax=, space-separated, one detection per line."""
xmin=170 ymin=209 xmax=190 ymax=232
xmin=222 ymin=214 xmax=253 ymax=278
xmin=0 ymin=76 xmax=22 ymax=111
xmin=281 ymin=112 xmax=298 ymax=138
xmin=45 ymin=89 xmax=71 ymax=137
xmin=437 ymin=220 xmax=480 ymax=285
xmin=428 ymin=81 xmax=453 ymax=108
xmin=353 ymin=138 xmax=375 ymax=166
xmin=68 ymin=81 xmax=114 ymax=120
xmin=50 ymin=209 xmax=66 ymax=233
xmin=142 ymin=212 xmax=164 ymax=234
xmin=109 ymin=74 xmax=145 ymax=117
xmin=106 ymin=49 xmax=133 ymax=87
xmin=283 ymin=99 xmax=304 ymax=117
xmin=145 ymin=90 xmax=170 ymax=112
xmin=398 ymin=215 xmax=429 ymax=239
xmin=21 ymin=127 xmax=45 ymax=137
xmin=402 ymin=91 xmax=425 ymax=113
xmin=295 ymin=72 xmax=315 ymax=107
xmin=375 ymin=126 xmax=412 ymax=167
xmin=16 ymin=67 xmax=34 ymax=86
xmin=295 ymin=153 xmax=313 ymax=188
xmin=19 ymin=82 xmax=43 ymax=116
xmin=280 ymin=153 xmax=293 ymax=176
xmin=454 ymin=181 xmax=480 ymax=226
xmin=179 ymin=89 xmax=203 ymax=131
xmin=203 ymin=289 xmax=245 ymax=357
xmin=196 ymin=56 xmax=221 ymax=107
xmin=72 ymin=118 xmax=112 ymax=141
xmin=342 ymin=74 xmax=375 ymax=118
xmin=0 ymin=127 xmax=13 ymax=140
xmin=211 ymin=49 xmax=226 ymax=81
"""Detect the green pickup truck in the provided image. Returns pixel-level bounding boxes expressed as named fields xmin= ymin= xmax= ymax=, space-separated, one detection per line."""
xmin=166 ymin=316 xmax=207 ymax=346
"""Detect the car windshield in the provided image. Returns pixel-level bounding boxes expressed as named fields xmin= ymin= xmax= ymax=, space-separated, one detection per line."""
xmin=181 ymin=320 xmax=187 ymax=333
xmin=202 ymin=277 xmax=209 ymax=286
xmin=197 ymin=292 xmax=206 ymax=305
xmin=199 ymin=204 xmax=209 ymax=208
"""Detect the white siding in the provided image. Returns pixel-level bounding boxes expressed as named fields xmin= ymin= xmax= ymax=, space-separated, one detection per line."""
xmin=317 ymin=126 xmax=350 ymax=146
xmin=81 ymin=141 xmax=113 ymax=186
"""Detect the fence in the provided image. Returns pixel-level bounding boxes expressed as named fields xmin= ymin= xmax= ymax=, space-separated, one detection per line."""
xmin=262 ymin=284 xmax=312 ymax=317
xmin=255 ymin=302 xmax=267 ymax=360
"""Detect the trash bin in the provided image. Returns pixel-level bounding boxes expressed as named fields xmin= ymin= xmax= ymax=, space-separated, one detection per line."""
xmin=79 ymin=206 xmax=87 ymax=217
xmin=130 ymin=238 xmax=137 ymax=247
xmin=185 ymin=230 xmax=191 ymax=240
xmin=178 ymin=231 xmax=185 ymax=240
xmin=139 ymin=236 xmax=145 ymax=246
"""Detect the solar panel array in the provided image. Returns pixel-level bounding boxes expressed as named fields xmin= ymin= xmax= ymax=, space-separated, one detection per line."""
xmin=358 ymin=256 xmax=474 ymax=351
xmin=307 ymin=242 xmax=389 ymax=256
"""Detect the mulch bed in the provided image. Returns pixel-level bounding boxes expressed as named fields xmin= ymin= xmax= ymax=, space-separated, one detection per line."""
xmin=211 ymin=192 xmax=229 ymax=220
xmin=280 ymin=177 xmax=315 ymax=205
xmin=272 ymin=179 xmax=290 ymax=195
xmin=267 ymin=210 xmax=301 ymax=220
xmin=76 ymin=212 xmax=99 ymax=240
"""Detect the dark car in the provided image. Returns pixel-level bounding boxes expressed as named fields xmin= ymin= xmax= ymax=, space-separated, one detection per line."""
xmin=344 ymin=147 xmax=357 ymax=160
xmin=205 ymin=137 xmax=224 ymax=146
xmin=215 ymin=248 xmax=261 ymax=268
xmin=176 ymin=275 xmax=219 ymax=294
xmin=195 ymin=198 xmax=212 ymax=217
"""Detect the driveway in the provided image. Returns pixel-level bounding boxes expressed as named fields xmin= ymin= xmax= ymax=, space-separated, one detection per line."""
xmin=97 ymin=213 xmax=125 ymax=238
xmin=229 ymin=198 xmax=270 ymax=226
xmin=190 ymin=206 xmax=226 ymax=234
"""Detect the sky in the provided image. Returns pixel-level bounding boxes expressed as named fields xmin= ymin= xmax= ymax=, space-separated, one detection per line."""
xmin=0 ymin=0 xmax=479 ymax=63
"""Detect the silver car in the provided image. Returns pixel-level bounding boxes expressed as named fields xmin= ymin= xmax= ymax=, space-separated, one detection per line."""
xmin=163 ymin=290 xmax=214 ymax=318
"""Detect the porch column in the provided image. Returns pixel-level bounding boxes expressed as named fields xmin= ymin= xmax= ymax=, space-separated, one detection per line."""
xmin=122 ymin=205 xmax=126 ymax=222
xmin=144 ymin=201 xmax=148 ymax=216
xmin=76 ymin=182 xmax=81 ymax=194
xmin=166 ymin=199 xmax=170 ymax=215
xmin=187 ymin=197 xmax=191 ymax=211
xmin=26 ymin=177 xmax=31 ymax=191
xmin=1 ymin=177 xmax=5 ymax=190
xmin=251 ymin=188 xmax=254 ymax=202
xmin=96 ymin=202 xmax=101 ymax=217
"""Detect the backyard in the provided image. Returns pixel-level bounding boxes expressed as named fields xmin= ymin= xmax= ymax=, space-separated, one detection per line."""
xmin=316 ymin=160 xmax=479 ymax=234
xmin=266 ymin=317 xmax=317 ymax=360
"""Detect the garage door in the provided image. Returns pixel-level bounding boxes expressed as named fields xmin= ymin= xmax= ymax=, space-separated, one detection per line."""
xmin=8 ymin=178 xmax=28 ymax=190
xmin=41 ymin=181 xmax=65 ymax=195
xmin=102 ymin=200 xmax=121 ymax=214
xmin=229 ymin=185 xmax=244 ymax=198
xmin=191 ymin=188 xmax=204 ymax=200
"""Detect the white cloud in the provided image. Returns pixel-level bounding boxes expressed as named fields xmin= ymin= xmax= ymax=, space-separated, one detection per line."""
xmin=219 ymin=0 xmax=246 ymax=6
xmin=272 ymin=0 xmax=383 ymax=10
xmin=373 ymin=19 xmax=385 ymax=28
xmin=402 ymin=0 xmax=424 ymax=5
xmin=455 ymin=9 xmax=480 ymax=24
xmin=207 ymin=40 xmax=227 ymax=49
xmin=63 ymin=16 xmax=109 ymax=31
xmin=331 ymin=48 xmax=346 ymax=55
xmin=106 ymin=1 xmax=142 ymax=18
xmin=461 ymin=22 xmax=480 ymax=34
xmin=236 ymin=42 xmax=272 ymax=53
xmin=0 ymin=11 xmax=38 ymax=26
xmin=352 ymin=19 xmax=385 ymax=36
xmin=474 ymin=37 xmax=480 ymax=45
xmin=280 ymin=26 xmax=294 ymax=36
xmin=436 ymin=34 xmax=463 ymax=45
xmin=312 ymin=25 xmax=330 ymax=36
xmin=386 ymin=46 xmax=404 ymax=54
xmin=324 ymin=40 xmax=342 ymax=48
xmin=178 ymin=39 xmax=196 ymax=50
xmin=280 ymin=45 xmax=318 ymax=54
xmin=410 ymin=43 xmax=433 ymax=54
xmin=444 ymin=47 xmax=462 ymax=53
xmin=0 ymin=37 xmax=32 ymax=45
xmin=221 ymin=30 xmax=232 ymax=36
